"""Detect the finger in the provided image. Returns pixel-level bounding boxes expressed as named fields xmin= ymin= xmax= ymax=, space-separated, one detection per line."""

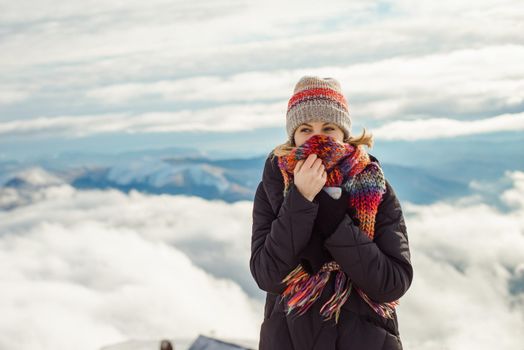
xmin=312 ymin=158 xmax=324 ymax=172
xmin=303 ymin=153 xmax=317 ymax=169
xmin=294 ymin=159 xmax=304 ymax=174
xmin=313 ymin=164 xmax=326 ymax=175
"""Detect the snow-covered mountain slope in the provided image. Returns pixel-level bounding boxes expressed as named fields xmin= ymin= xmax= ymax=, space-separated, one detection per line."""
xmin=3 ymin=143 xmax=516 ymax=208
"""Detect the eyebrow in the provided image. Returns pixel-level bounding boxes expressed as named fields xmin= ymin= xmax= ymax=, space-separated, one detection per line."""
xmin=301 ymin=122 xmax=334 ymax=127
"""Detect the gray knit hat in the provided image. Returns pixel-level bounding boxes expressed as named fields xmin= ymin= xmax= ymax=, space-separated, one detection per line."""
xmin=286 ymin=76 xmax=352 ymax=144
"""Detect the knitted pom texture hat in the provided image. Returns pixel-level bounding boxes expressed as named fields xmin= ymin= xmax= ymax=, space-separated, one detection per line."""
xmin=286 ymin=76 xmax=352 ymax=144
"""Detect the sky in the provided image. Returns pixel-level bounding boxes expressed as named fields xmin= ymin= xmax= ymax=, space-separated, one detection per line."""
xmin=0 ymin=0 xmax=523 ymax=159
xmin=1 ymin=0 xmax=524 ymax=349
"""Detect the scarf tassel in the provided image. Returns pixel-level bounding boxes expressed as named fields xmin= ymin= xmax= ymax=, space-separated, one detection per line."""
xmin=356 ymin=287 xmax=400 ymax=319
xmin=281 ymin=266 xmax=400 ymax=323
xmin=281 ymin=266 xmax=355 ymax=324
xmin=281 ymin=266 xmax=331 ymax=318
xmin=319 ymin=270 xmax=352 ymax=324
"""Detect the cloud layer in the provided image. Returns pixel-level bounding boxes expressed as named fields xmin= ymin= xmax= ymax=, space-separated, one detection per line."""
xmin=0 ymin=178 xmax=262 ymax=350
xmin=1 ymin=166 xmax=524 ymax=349
xmin=399 ymin=170 xmax=524 ymax=349
xmin=1 ymin=0 xmax=523 ymax=143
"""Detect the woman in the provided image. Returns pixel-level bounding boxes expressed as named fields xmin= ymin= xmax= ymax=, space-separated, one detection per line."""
xmin=250 ymin=76 xmax=413 ymax=350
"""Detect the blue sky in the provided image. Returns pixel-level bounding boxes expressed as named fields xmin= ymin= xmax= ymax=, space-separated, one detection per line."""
xmin=1 ymin=0 xmax=523 ymax=161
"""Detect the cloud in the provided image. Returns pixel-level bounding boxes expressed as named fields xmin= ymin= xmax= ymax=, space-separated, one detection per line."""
xmin=1 ymin=106 xmax=522 ymax=142
xmin=372 ymin=111 xmax=524 ymax=140
xmin=2 ymin=43 xmax=523 ymax=140
xmin=82 ymin=44 xmax=524 ymax=119
xmin=0 ymin=0 xmax=368 ymax=68
xmin=0 ymin=86 xmax=34 ymax=106
xmin=0 ymin=102 xmax=283 ymax=140
xmin=85 ymin=73 xmax=294 ymax=105
xmin=0 ymin=167 xmax=71 ymax=209
xmin=398 ymin=170 xmax=524 ymax=349
xmin=0 ymin=181 xmax=262 ymax=350
xmin=1 ymin=1 xmax=522 ymax=139
xmin=1 ymin=164 xmax=524 ymax=349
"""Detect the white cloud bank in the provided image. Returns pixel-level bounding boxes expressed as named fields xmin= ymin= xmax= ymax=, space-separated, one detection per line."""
xmin=1 ymin=168 xmax=524 ymax=349
xmin=399 ymin=170 xmax=524 ymax=349
xmin=0 ymin=103 xmax=282 ymax=139
xmin=2 ymin=43 xmax=523 ymax=141
xmin=373 ymin=112 xmax=524 ymax=141
xmin=1 ymin=106 xmax=522 ymax=141
xmin=0 ymin=177 xmax=262 ymax=350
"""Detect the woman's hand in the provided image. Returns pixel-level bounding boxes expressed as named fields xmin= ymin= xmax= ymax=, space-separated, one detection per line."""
xmin=294 ymin=153 xmax=327 ymax=201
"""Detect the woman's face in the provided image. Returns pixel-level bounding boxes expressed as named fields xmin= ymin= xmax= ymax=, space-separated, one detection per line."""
xmin=293 ymin=121 xmax=345 ymax=147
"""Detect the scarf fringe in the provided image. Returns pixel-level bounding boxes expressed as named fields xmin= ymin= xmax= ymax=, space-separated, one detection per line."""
xmin=281 ymin=264 xmax=400 ymax=324
xmin=281 ymin=264 xmax=354 ymax=324
xmin=281 ymin=265 xmax=331 ymax=318
xmin=355 ymin=288 xmax=400 ymax=319
xmin=319 ymin=270 xmax=352 ymax=323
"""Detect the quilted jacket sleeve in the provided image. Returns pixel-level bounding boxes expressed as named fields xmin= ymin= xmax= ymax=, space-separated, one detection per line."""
xmin=250 ymin=156 xmax=319 ymax=294
xmin=323 ymin=178 xmax=413 ymax=303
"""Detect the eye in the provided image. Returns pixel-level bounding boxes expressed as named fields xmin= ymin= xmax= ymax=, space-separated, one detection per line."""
xmin=300 ymin=128 xmax=311 ymax=132
xmin=324 ymin=127 xmax=335 ymax=131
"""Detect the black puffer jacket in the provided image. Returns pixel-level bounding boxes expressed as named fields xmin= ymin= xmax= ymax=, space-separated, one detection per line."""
xmin=250 ymin=151 xmax=413 ymax=350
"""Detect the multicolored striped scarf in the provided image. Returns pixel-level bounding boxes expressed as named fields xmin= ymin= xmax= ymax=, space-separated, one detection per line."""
xmin=276 ymin=134 xmax=400 ymax=324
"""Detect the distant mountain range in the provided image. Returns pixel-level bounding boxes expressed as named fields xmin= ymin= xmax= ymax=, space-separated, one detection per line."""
xmin=2 ymin=145 xmax=518 ymax=211
xmin=3 ymin=130 xmax=524 ymax=209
